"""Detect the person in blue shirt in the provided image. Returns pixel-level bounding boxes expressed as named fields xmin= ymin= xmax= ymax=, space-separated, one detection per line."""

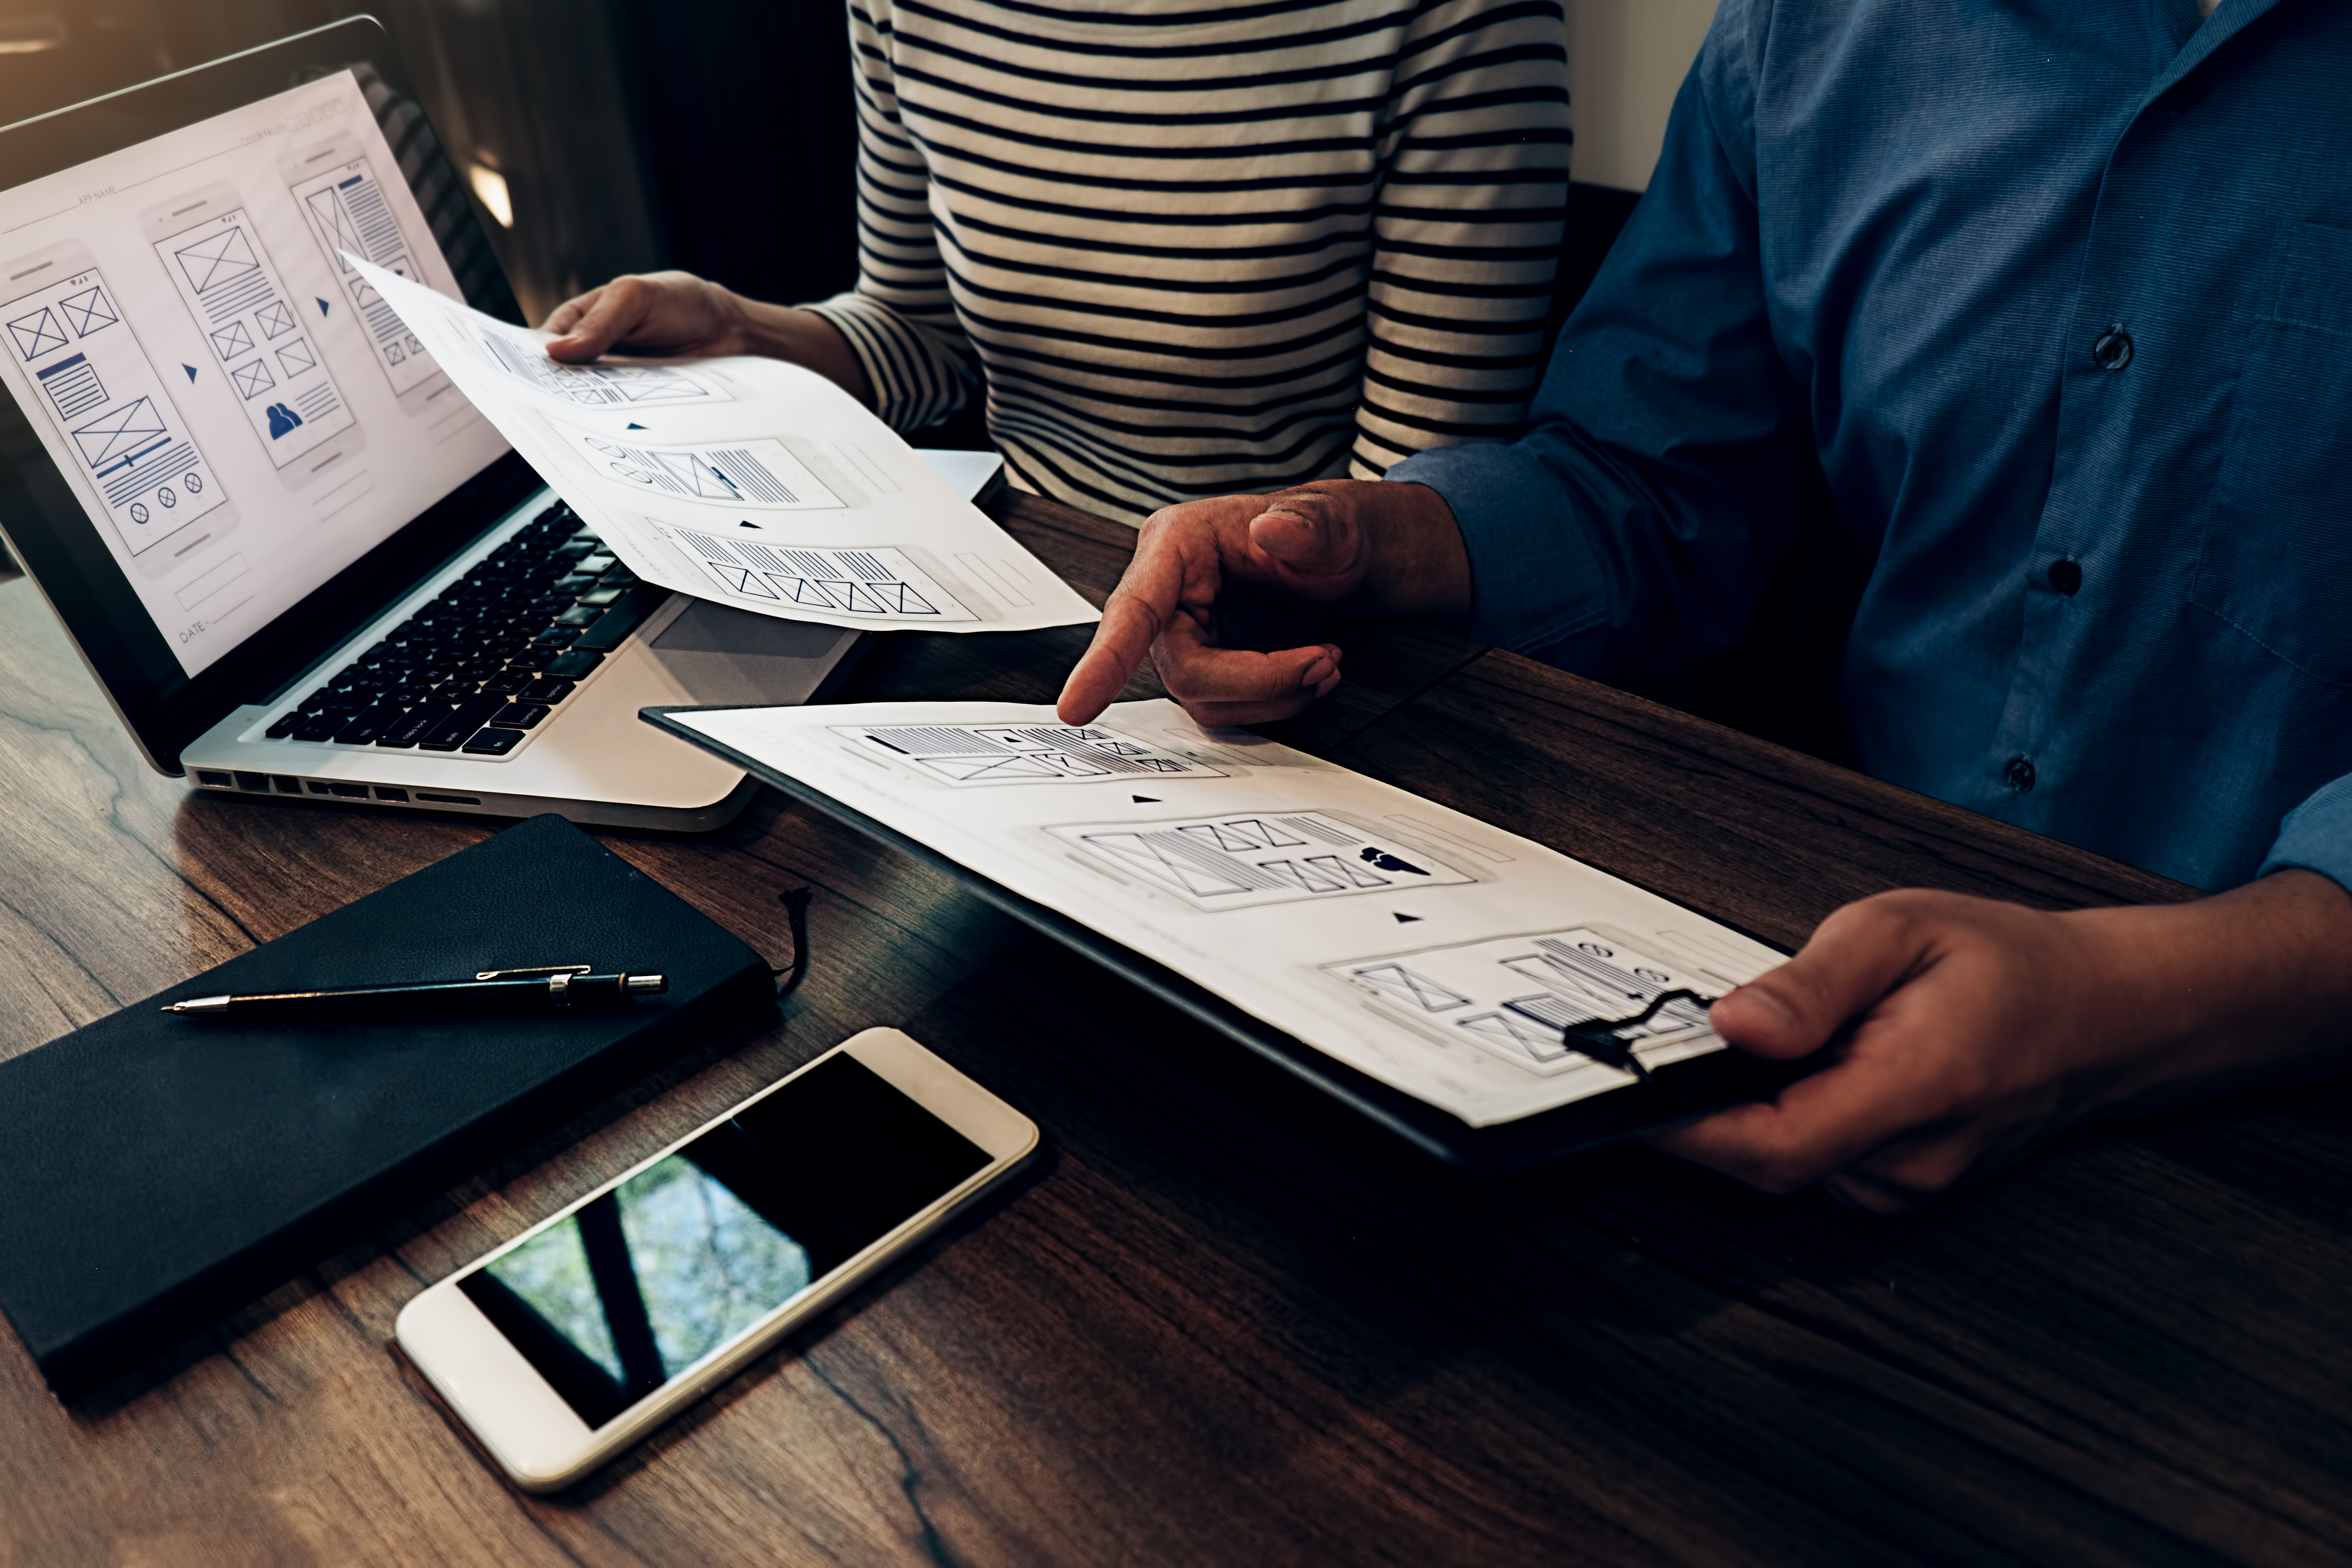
xmin=1056 ymin=0 xmax=2352 ymax=1212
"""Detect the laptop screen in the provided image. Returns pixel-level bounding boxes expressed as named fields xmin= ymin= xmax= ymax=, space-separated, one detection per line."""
xmin=0 ymin=66 xmax=510 ymax=682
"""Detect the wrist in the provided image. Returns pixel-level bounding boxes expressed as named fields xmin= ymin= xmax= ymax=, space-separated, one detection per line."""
xmin=2064 ymin=870 xmax=2352 ymax=1117
xmin=1351 ymin=481 xmax=1472 ymax=628
xmin=718 ymin=287 xmax=789 ymax=359
xmin=731 ymin=300 xmax=873 ymax=407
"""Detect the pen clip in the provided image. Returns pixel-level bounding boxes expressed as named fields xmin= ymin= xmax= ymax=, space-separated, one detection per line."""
xmin=474 ymin=964 xmax=594 ymax=981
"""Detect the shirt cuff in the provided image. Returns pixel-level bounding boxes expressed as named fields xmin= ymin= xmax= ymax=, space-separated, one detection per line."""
xmin=1385 ymin=441 xmax=1608 ymax=664
xmin=800 ymin=292 xmax=969 ymax=434
xmin=2259 ymin=773 xmax=2352 ymax=892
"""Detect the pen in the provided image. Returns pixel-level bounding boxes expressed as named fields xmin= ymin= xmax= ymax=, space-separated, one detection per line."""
xmin=162 ymin=964 xmax=667 ymax=1020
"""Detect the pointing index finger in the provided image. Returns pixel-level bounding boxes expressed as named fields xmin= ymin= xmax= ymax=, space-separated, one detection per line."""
xmin=1058 ymin=525 xmax=1199 ymax=723
xmin=1059 ymin=588 xmax=1172 ymax=723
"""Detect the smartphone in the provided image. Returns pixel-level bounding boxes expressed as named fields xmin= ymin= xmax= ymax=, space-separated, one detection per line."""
xmin=396 ymin=1028 xmax=1039 ymax=1492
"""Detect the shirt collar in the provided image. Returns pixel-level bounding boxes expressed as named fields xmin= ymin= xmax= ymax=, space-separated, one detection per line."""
xmin=2150 ymin=0 xmax=2294 ymax=101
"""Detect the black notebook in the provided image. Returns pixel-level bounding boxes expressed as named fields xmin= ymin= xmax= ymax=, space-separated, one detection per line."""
xmin=0 ymin=814 xmax=776 ymax=1400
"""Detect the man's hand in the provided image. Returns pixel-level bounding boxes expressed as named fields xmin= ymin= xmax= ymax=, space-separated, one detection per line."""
xmin=1653 ymin=870 xmax=2352 ymax=1213
xmin=541 ymin=273 xmax=873 ymax=403
xmin=543 ymin=271 xmax=750 ymax=363
xmin=1058 ymin=479 xmax=1470 ymax=727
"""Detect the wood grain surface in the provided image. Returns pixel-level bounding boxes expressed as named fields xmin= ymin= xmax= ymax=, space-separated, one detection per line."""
xmin=0 ymin=493 xmax=2345 ymax=1566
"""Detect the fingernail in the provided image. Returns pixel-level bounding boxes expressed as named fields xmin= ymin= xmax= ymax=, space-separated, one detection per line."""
xmin=1302 ymin=655 xmax=1335 ymax=685
xmin=1721 ymin=984 xmax=1797 ymax=1033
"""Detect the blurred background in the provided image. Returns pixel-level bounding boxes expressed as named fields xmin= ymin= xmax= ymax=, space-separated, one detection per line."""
xmin=0 ymin=0 xmax=852 ymax=326
xmin=0 ymin=0 xmax=1713 ymax=330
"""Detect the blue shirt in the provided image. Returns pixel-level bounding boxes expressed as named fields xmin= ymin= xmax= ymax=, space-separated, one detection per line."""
xmin=1390 ymin=0 xmax=2352 ymax=895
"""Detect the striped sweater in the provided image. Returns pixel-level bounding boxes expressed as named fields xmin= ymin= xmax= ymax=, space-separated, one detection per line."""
xmin=803 ymin=0 xmax=1572 ymax=524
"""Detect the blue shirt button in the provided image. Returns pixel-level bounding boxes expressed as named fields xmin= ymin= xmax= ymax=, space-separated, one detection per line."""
xmin=2048 ymin=559 xmax=2082 ymax=595
xmin=2093 ymin=329 xmax=2133 ymax=370
xmin=2005 ymin=756 xmax=2037 ymax=792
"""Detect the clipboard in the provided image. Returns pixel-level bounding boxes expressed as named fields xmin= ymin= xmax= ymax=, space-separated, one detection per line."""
xmin=645 ymin=705 xmax=1802 ymax=1170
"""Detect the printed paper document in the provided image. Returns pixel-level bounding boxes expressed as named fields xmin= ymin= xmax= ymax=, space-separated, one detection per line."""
xmin=356 ymin=259 xmax=1098 ymax=636
xmin=662 ymin=699 xmax=1788 ymax=1127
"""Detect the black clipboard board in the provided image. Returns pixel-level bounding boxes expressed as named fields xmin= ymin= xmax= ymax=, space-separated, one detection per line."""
xmin=644 ymin=706 xmax=1803 ymax=1170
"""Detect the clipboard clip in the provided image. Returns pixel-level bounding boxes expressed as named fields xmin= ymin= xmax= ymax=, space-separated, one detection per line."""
xmin=473 ymin=964 xmax=594 ymax=981
xmin=1556 ymin=988 xmax=1716 ymax=1090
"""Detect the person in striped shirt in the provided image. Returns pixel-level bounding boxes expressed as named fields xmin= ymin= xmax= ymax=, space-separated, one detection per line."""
xmin=543 ymin=0 xmax=1571 ymax=525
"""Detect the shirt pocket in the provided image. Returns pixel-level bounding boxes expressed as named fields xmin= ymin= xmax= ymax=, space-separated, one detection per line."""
xmin=2193 ymin=220 xmax=2352 ymax=687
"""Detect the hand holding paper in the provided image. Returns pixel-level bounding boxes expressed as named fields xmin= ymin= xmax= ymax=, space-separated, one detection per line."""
xmin=355 ymin=257 xmax=1097 ymax=636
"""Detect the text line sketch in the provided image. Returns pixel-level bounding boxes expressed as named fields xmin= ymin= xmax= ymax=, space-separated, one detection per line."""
xmin=37 ymin=352 xmax=108 ymax=420
xmin=1327 ymin=928 xmax=1718 ymax=1077
xmin=3 ymin=264 xmax=225 ymax=554
xmin=151 ymin=203 xmax=353 ymax=468
xmin=479 ymin=330 xmax=725 ymax=406
xmin=1048 ymin=811 xmax=1475 ymax=910
xmin=290 ymin=155 xmax=440 ymax=395
xmin=674 ymin=529 xmax=975 ymax=622
xmin=578 ymin=431 xmax=842 ymax=509
xmin=837 ymin=722 xmax=1228 ymax=786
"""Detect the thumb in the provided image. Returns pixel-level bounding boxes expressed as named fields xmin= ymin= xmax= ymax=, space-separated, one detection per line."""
xmin=541 ymin=288 xmax=598 ymax=337
xmin=1246 ymin=486 xmax=1363 ymax=583
xmin=546 ymin=279 xmax=647 ymax=362
xmin=1711 ymin=898 xmax=1931 ymax=1060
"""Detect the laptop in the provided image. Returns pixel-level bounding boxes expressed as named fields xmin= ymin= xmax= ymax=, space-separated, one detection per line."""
xmin=0 ymin=19 xmax=970 ymax=831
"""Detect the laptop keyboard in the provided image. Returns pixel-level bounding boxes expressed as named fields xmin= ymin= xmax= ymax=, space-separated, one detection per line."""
xmin=262 ymin=502 xmax=668 ymax=759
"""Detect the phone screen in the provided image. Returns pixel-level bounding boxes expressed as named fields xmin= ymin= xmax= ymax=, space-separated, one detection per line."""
xmin=460 ymin=1053 xmax=990 ymax=1429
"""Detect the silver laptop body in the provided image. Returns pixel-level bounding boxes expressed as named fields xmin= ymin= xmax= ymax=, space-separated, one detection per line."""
xmin=178 ymin=489 xmax=869 ymax=830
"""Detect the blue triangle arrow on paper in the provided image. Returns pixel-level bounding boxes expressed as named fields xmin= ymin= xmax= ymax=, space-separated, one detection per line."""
xmin=183 ymin=365 xmax=197 ymax=382
xmin=738 ymin=520 xmax=761 ymax=528
xmin=626 ymin=422 xmax=646 ymax=430
xmin=317 ymin=298 xmax=331 ymax=317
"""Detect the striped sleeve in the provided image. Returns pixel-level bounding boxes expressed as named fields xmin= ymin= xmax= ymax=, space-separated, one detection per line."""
xmin=801 ymin=0 xmax=979 ymax=430
xmin=1352 ymin=0 xmax=1570 ymax=477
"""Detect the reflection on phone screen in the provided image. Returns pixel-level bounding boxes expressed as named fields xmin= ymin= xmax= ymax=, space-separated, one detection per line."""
xmin=460 ymin=1052 xmax=989 ymax=1427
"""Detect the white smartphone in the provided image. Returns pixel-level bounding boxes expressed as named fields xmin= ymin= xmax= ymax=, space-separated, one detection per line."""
xmin=395 ymin=1028 xmax=1039 ymax=1492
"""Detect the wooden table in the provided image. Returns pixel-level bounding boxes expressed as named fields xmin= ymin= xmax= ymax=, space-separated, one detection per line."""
xmin=0 ymin=495 xmax=2346 ymax=1566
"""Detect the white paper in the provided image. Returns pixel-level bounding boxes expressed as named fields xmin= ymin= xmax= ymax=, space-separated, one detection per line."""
xmin=667 ymin=699 xmax=1789 ymax=1128
xmin=354 ymin=259 xmax=1098 ymax=636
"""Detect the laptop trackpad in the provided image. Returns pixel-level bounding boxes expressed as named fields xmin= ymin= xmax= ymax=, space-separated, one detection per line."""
xmin=648 ymin=600 xmax=865 ymax=704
